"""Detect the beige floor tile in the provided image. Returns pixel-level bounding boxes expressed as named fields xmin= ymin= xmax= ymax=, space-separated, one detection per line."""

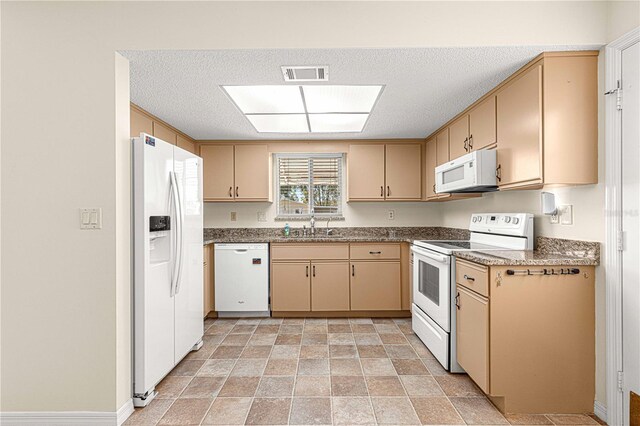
xmin=330 ymin=358 xmax=363 ymax=375
xmin=255 ymin=375 xmax=295 ymax=397
xmin=197 ymin=359 xmax=235 ymax=377
xmin=203 ymin=334 xmax=225 ymax=345
xmin=283 ymin=318 xmax=305 ymax=325
xmin=260 ymin=318 xmax=283 ymax=325
xmin=255 ymin=324 xmax=280 ymax=334
xmin=546 ymin=414 xmax=599 ymax=425
xmin=411 ymin=341 xmax=435 ymax=358
xmin=372 ymin=318 xmax=395 ymax=324
xmin=435 ymin=374 xmax=483 ymax=397
xmin=245 ymin=397 xmax=291 ymax=425
xmin=329 ymin=344 xmax=358 ymax=358
xmin=229 ymin=324 xmax=257 ymax=334
xmin=331 ymin=375 xmax=368 ymax=396
xmin=240 ymin=345 xmax=272 ymax=359
xmin=168 ymin=359 xmax=205 ymax=376
xmin=422 ymin=357 xmax=448 ymax=376
xmin=248 ymin=333 xmax=277 ymax=346
xmin=229 ymin=359 xmax=267 ymax=377
xmin=400 ymin=375 xmax=444 ymax=396
xmin=237 ymin=319 xmax=261 ymax=325
xmin=350 ymin=318 xmax=373 ymax=324
xmin=300 ymin=345 xmax=329 ymax=359
xmin=379 ymin=333 xmax=408 ymax=344
xmin=183 ymin=344 xmax=216 ymax=360
xmin=392 ymin=359 xmax=431 ymax=375
xmin=304 ymin=324 xmax=329 ymax=333
xmin=410 ymin=396 xmax=465 ymax=425
xmin=366 ymin=376 xmax=407 ymax=396
xmin=328 ymin=324 xmax=353 ymax=333
xmin=352 ymin=324 xmax=377 ymax=333
xmin=270 ymin=344 xmax=301 ymax=359
xmin=357 ymin=345 xmax=388 ymax=358
xmin=449 ymin=397 xmax=509 ymax=425
xmin=279 ymin=324 xmax=304 ymax=334
xmin=371 ymin=396 xmax=420 ymax=425
xmin=354 ymin=333 xmax=383 ymax=345
xmin=157 ymin=397 xmax=213 ymax=425
xmin=506 ymin=413 xmax=553 ymax=425
xmin=298 ymin=358 xmax=330 ymax=375
xmin=306 ymin=318 xmax=328 ymax=324
xmin=302 ymin=333 xmax=329 ymax=345
xmin=328 ymin=318 xmax=351 ymax=324
xmin=329 ymin=333 xmax=356 ymax=345
xmin=155 ymin=376 xmax=192 ymax=399
xmin=209 ymin=346 xmax=244 ymax=359
xmin=275 ymin=333 xmax=302 ymax=345
xmin=332 ymin=396 xmax=377 ymax=425
xmin=264 ymin=358 xmax=298 ymax=375
xmin=207 ymin=324 xmax=234 ymax=334
xmin=385 ymin=344 xmax=418 ymax=359
xmin=217 ymin=376 xmax=260 ymax=397
xmin=398 ymin=323 xmax=414 ymax=334
xmin=124 ymin=398 xmax=174 ymax=425
xmin=180 ymin=377 xmax=225 ymax=398
xmin=294 ymin=376 xmax=331 ymax=396
xmin=290 ymin=397 xmax=332 ymax=425
xmin=220 ymin=333 xmax=250 ymax=346
xmin=374 ymin=324 xmax=401 ymax=334
xmin=201 ymin=397 xmax=252 ymax=425
xmin=361 ymin=358 xmax=397 ymax=376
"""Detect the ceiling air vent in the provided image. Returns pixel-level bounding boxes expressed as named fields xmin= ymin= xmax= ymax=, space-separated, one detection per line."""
xmin=281 ymin=66 xmax=329 ymax=82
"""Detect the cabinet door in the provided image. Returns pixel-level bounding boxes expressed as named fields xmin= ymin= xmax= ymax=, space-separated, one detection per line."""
xmin=469 ymin=96 xmax=496 ymax=151
xmin=448 ymin=115 xmax=469 ymax=160
xmin=153 ymin=121 xmax=178 ymax=145
xmin=272 ymin=262 xmax=311 ymax=311
xmin=435 ymin=128 xmax=450 ymax=167
xmin=234 ymin=144 xmax=270 ymax=201
xmin=131 ymin=108 xmax=153 ymax=138
xmin=456 ymin=286 xmax=490 ymax=393
xmin=425 ymin=138 xmax=438 ymax=199
xmin=385 ymin=144 xmax=422 ymax=200
xmin=203 ymin=245 xmax=214 ymax=317
xmin=177 ymin=134 xmax=196 ymax=154
xmin=348 ymin=144 xmax=385 ymax=200
xmin=350 ymin=261 xmax=401 ymax=311
xmin=200 ymin=145 xmax=235 ymax=201
xmin=496 ymin=64 xmax=543 ymax=188
xmin=311 ymin=262 xmax=350 ymax=311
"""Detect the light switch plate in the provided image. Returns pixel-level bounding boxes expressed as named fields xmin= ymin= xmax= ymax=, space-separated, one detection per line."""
xmin=257 ymin=211 xmax=267 ymax=222
xmin=230 ymin=212 xmax=237 ymax=222
xmin=80 ymin=208 xmax=102 ymax=230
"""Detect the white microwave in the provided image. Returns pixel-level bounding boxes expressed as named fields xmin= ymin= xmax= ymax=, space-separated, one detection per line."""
xmin=435 ymin=149 xmax=498 ymax=193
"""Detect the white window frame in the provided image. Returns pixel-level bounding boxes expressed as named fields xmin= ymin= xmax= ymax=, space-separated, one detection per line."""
xmin=274 ymin=153 xmax=344 ymax=220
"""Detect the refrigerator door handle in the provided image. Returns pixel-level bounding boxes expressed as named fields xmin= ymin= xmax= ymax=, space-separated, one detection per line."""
xmin=174 ymin=171 xmax=185 ymax=295
xmin=169 ymin=171 xmax=182 ymax=297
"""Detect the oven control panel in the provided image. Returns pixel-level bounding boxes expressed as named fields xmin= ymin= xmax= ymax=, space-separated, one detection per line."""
xmin=469 ymin=213 xmax=533 ymax=237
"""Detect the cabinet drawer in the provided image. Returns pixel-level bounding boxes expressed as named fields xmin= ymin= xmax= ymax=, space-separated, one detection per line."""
xmin=350 ymin=243 xmax=400 ymax=260
xmin=271 ymin=244 xmax=349 ymax=260
xmin=456 ymin=259 xmax=489 ymax=297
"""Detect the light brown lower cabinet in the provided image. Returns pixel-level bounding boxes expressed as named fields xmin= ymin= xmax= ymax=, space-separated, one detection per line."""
xmin=456 ymin=285 xmax=489 ymax=393
xmin=271 ymin=262 xmax=311 ymax=311
xmin=203 ymin=244 xmax=215 ymax=317
xmin=350 ymin=261 xmax=401 ymax=311
xmin=311 ymin=262 xmax=350 ymax=311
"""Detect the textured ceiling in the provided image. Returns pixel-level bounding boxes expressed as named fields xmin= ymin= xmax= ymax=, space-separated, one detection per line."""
xmin=121 ymin=46 xmax=598 ymax=140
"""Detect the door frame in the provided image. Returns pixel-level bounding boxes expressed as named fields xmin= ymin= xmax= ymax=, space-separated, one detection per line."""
xmin=605 ymin=26 xmax=640 ymax=426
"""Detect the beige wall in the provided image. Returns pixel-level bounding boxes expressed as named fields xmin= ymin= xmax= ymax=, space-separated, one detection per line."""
xmin=1 ymin=0 xmax=610 ymax=415
xmin=607 ymin=0 xmax=640 ymax=42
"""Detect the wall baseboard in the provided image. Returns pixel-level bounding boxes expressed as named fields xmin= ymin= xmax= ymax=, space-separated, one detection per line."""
xmin=594 ymin=400 xmax=607 ymax=424
xmin=0 ymin=399 xmax=134 ymax=426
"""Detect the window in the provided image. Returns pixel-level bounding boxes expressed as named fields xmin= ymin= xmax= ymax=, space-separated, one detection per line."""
xmin=276 ymin=153 xmax=343 ymax=218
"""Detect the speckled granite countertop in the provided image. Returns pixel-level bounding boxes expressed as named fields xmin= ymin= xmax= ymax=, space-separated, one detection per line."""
xmin=453 ymin=237 xmax=600 ymax=266
xmin=203 ymin=227 xmax=469 ymax=246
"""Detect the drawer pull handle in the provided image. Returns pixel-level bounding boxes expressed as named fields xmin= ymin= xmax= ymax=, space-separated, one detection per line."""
xmin=380 ymin=186 xmax=384 ymax=197
xmin=312 ymin=265 xmax=316 ymax=277
xmin=235 ymin=186 xmax=239 ymax=197
xmin=369 ymin=251 xmax=382 ymax=255
xmin=463 ymin=274 xmax=475 ymax=282
xmin=455 ymin=292 xmax=460 ymax=310
xmin=228 ymin=187 xmax=233 ymax=197
xmin=306 ymin=265 xmax=309 ymax=277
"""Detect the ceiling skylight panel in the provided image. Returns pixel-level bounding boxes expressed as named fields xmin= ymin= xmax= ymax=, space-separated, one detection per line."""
xmin=308 ymin=113 xmax=369 ymax=133
xmin=246 ymin=114 xmax=309 ymax=133
xmin=223 ymin=85 xmax=305 ymax=113
xmin=302 ymin=85 xmax=383 ymax=113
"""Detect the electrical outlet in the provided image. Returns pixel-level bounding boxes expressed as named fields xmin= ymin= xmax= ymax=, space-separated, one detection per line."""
xmin=230 ymin=211 xmax=237 ymax=222
xmin=388 ymin=210 xmax=395 ymax=220
xmin=550 ymin=213 xmax=560 ymax=224
xmin=257 ymin=211 xmax=266 ymax=222
xmin=560 ymin=205 xmax=573 ymax=225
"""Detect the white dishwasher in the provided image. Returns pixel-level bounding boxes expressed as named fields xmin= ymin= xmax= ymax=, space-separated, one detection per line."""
xmin=214 ymin=243 xmax=269 ymax=317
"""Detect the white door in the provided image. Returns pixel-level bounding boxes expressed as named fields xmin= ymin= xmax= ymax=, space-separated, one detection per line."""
xmin=622 ymin=40 xmax=640 ymax=426
xmin=133 ymin=135 xmax=176 ymax=396
xmin=173 ymin=146 xmax=204 ymax=362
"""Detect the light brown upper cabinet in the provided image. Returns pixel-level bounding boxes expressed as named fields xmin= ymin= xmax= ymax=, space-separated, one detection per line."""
xmin=131 ymin=108 xmax=153 ymax=138
xmin=425 ymin=138 xmax=438 ymax=200
xmin=435 ymin=129 xmax=449 ymax=167
xmin=348 ymin=143 xmax=421 ymax=201
xmin=200 ymin=144 xmax=271 ymax=202
xmin=177 ymin=134 xmax=197 ymax=154
xmin=448 ymin=115 xmax=469 ymax=160
xmin=468 ymin=96 xmax=497 ymax=152
xmin=153 ymin=121 xmax=178 ymax=145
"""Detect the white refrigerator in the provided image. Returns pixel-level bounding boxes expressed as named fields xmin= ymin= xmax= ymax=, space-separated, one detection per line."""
xmin=132 ymin=133 xmax=204 ymax=407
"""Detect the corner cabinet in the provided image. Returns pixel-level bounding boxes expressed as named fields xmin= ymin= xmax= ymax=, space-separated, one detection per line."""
xmin=130 ymin=104 xmax=197 ymax=154
xmin=200 ymin=144 xmax=271 ymax=202
xmin=348 ymin=143 xmax=422 ymax=201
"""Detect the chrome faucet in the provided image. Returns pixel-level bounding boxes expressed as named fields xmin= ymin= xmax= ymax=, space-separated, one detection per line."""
xmin=310 ymin=215 xmax=316 ymax=236
xmin=326 ymin=218 xmax=334 ymax=236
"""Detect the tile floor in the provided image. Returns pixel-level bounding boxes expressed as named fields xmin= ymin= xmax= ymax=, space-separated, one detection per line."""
xmin=125 ymin=317 xmax=602 ymax=426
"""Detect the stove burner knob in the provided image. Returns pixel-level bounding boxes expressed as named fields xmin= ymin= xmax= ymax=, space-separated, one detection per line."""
xmin=513 ymin=217 xmax=519 ymax=224
xmin=505 ymin=216 xmax=511 ymax=223
xmin=472 ymin=217 xmax=478 ymax=223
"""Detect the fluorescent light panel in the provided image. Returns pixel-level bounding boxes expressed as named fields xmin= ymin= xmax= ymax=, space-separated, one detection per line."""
xmin=223 ymin=85 xmax=382 ymax=133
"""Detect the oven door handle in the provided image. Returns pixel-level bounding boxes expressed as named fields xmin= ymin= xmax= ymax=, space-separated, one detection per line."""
xmin=411 ymin=246 xmax=450 ymax=264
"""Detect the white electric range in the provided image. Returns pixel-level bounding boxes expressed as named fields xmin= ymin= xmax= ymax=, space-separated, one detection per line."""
xmin=411 ymin=213 xmax=534 ymax=372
